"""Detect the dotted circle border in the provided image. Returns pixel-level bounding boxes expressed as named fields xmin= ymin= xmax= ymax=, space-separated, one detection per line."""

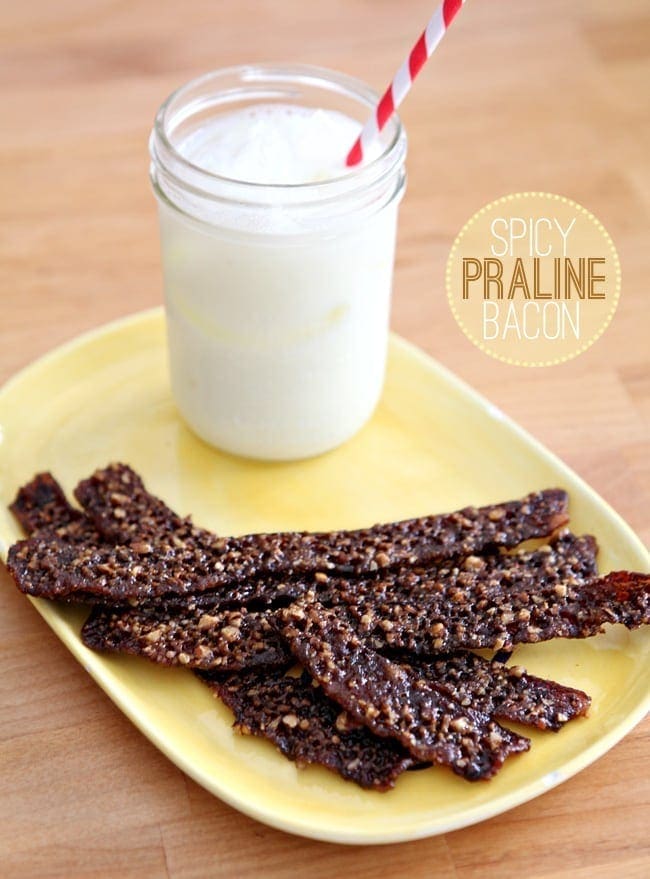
xmin=445 ymin=192 xmax=622 ymax=367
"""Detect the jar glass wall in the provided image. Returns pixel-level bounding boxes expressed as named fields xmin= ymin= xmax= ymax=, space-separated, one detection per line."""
xmin=150 ymin=64 xmax=407 ymax=460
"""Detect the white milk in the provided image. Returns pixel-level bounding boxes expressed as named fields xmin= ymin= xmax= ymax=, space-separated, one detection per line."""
xmin=151 ymin=73 xmax=406 ymax=460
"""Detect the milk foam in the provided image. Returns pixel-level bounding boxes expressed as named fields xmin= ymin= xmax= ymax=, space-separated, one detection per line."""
xmin=177 ymin=104 xmax=370 ymax=185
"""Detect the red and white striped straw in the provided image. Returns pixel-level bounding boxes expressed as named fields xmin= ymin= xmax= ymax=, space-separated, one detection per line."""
xmin=346 ymin=0 xmax=466 ymax=167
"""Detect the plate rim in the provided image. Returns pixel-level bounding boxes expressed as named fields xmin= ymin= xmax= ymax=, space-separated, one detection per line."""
xmin=1 ymin=307 xmax=648 ymax=845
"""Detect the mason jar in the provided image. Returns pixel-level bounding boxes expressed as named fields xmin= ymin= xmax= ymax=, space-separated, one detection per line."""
xmin=150 ymin=64 xmax=407 ymax=461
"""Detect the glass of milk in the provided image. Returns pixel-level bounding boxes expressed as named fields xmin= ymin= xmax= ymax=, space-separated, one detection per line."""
xmin=150 ymin=65 xmax=407 ymax=460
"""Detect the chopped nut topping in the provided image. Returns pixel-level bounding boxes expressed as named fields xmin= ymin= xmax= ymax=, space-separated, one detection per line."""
xmin=464 ymin=555 xmax=484 ymax=571
xmin=221 ymin=625 xmax=241 ymax=642
xmin=144 ymin=628 xmax=162 ymax=643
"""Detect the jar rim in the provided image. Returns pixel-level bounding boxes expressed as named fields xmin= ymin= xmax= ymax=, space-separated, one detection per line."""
xmin=150 ymin=63 xmax=406 ymax=203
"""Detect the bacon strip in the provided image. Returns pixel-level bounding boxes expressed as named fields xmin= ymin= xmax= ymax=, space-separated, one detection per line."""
xmin=200 ymin=668 xmax=414 ymax=790
xmin=81 ymin=604 xmax=290 ymax=672
xmin=7 ymin=475 xmax=570 ymax=603
xmin=405 ymin=654 xmax=590 ymax=731
xmin=75 ymin=463 xmax=221 ymax=550
xmin=281 ymin=599 xmax=530 ymax=780
xmin=10 ymin=473 xmax=81 ymax=534
xmin=327 ymin=535 xmax=648 ymax=654
xmin=76 ymin=464 xmax=569 ymax=575
xmin=6 ymin=520 xmax=592 ymax=612
xmin=9 ymin=472 xmax=100 ymax=550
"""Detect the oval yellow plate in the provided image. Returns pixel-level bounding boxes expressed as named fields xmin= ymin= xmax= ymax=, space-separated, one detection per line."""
xmin=0 ymin=309 xmax=648 ymax=845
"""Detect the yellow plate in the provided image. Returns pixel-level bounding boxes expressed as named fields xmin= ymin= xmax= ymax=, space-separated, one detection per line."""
xmin=0 ymin=308 xmax=648 ymax=845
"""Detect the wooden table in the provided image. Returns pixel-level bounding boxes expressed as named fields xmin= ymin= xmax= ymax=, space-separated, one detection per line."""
xmin=1 ymin=1 xmax=648 ymax=876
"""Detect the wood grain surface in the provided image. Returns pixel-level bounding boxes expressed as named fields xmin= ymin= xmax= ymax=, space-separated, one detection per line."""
xmin=1 ymin=1 xmax=648 ymax=877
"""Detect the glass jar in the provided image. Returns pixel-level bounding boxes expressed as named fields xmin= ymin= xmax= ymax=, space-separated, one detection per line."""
xmin=150 ymin=64 xmax=407 ymax=460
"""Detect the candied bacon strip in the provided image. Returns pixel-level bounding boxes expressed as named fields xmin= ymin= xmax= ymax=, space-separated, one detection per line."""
xmin=281 ymin=599 xmax=530 ymax=780
xmin=76 ymin=465 xmax=569 ymax=577
xmin=10 ymin=474 xmax=102 ymax=553
xmin=9 ymin=472 xmax=103 ymax=544
xmin=322 ymin=529 xmax=599 ymax=608
xmin=81 ymin=604 xmax=290 ymax=671
xmin=77 ymin=464 xmax=572 ymax=565
xmin=5 ymin=528 xmax=587 ymax=608
xmin=4 ymin=524 xmax=592 ymax=609
xmin=405 ymin=654 xmax=591 ymax=731
xmin=7 ymin=480 xmax=571 ymax=603
xmin=74 ymin=463 xmax=222 ymax=550
xmin=10 ymin=473 xmax=81 ymax=534
xmin=329 ymin=537 xmax=648 ymax=654
xmin=200 ymin=668 xmax=414 ymax=791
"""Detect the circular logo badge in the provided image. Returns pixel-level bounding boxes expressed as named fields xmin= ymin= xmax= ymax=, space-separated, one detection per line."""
xmin=445 ymin=193 xmax=621 ymax=366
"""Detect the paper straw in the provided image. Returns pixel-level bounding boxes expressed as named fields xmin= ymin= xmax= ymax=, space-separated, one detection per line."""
xmin=346 ymin=0 xmax=466 ymax=166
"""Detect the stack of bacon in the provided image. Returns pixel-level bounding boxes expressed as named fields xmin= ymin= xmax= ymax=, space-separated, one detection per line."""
xmin=6 ymin=464 xmax=649 ymax=789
